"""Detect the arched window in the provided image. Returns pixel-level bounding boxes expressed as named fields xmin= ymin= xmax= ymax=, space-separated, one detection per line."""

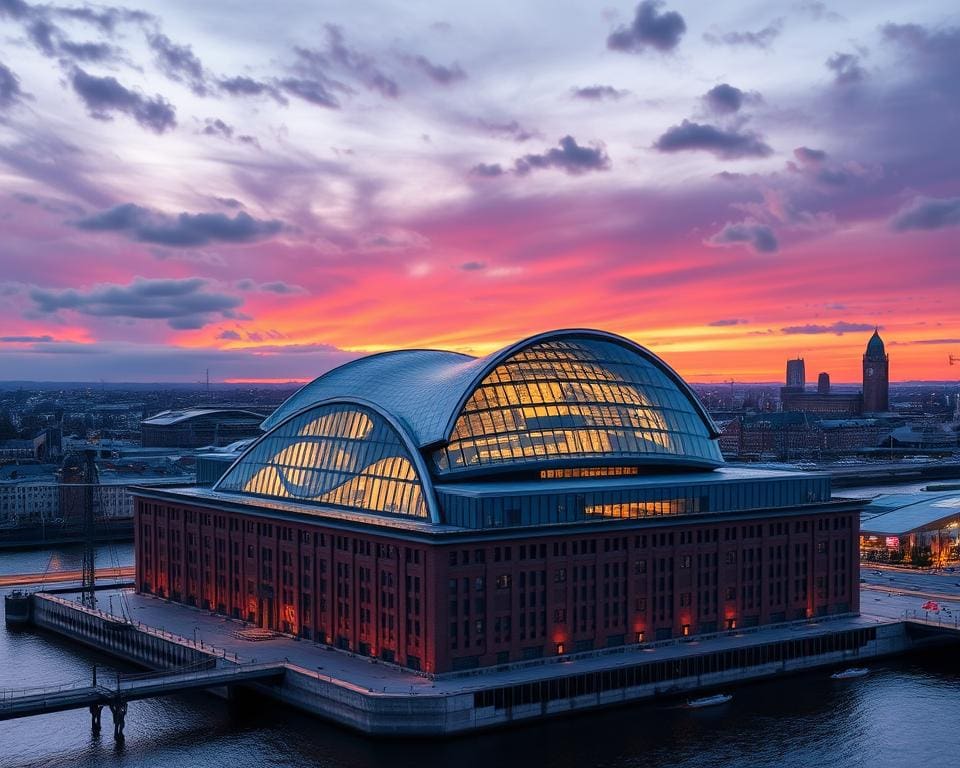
xmin=216 ymin=404 xmax=428 ymax=518
xmin=434 ymin=338 xmax=722 ymax=474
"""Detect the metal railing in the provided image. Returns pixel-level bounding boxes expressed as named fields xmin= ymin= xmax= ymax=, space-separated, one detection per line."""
xmin=0 ymin=678 xmax=99 ymax=703
xmin=901 ymin=609 xmax=960 ymax=630
xmin=0 ymin=660 xmax=282 ymax=707
xmin=38 ymin=593 xmax=242 ymax=662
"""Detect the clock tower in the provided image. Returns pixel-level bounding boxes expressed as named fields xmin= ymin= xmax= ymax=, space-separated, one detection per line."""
xmin=862 ymin=328 xmax=889 ymax=412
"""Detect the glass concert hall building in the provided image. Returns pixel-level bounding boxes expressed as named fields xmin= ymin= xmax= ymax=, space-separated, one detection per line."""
xmin=133 ymin=330 xmax=860 ymax=674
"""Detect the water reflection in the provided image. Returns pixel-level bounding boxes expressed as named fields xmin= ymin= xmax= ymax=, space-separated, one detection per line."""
xmin=0 ymin=544 xmax=958 ymax=768
xmin=0 ymin=544 xmax=134 ymax=577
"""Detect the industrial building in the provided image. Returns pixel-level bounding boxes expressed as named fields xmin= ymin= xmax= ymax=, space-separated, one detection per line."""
xmin=133 ymin=329 xmax=861 ymax=674
xmin=860 ymin=490 xmax=960 ymax=566
xmin=0 ymin=458 xmax=192 ymax=528
xmin=141 ymin=408 xmax=265 ymax=448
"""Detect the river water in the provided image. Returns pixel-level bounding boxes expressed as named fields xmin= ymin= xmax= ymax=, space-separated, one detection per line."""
xmin=1 ymin=540 xmax=959 ymax=768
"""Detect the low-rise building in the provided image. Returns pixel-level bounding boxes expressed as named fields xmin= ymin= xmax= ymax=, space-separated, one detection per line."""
xmin=133 ymin=329 xmax=861 ymax=674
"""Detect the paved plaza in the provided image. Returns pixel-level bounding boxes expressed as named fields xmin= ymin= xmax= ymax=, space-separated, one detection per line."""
xmin=53 ymin=584 xmax=899 ymax=697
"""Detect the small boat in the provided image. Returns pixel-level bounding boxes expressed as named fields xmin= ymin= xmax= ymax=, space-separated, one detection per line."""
xmin=831 ymin=667 xmax=869 ymax=680
xmin=687 ymin=693 xmax=732 ymax=708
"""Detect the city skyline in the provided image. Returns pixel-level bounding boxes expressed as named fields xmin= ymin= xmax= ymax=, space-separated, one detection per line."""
xmin=1 ymin=1 xmax=959 ymax=382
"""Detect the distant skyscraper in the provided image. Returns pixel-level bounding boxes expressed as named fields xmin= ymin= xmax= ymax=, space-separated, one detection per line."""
xmin=785 ymin=358 xmax=805 ymax=391
xmin=863 ymin=328 xmax=889 ymax=412
xmin=817 ymin=372 xmax=830 ymax=395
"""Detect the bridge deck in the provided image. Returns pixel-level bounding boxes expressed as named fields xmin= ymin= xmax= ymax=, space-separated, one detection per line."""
xmin=0 ymin=662 xmax=284 ymax=721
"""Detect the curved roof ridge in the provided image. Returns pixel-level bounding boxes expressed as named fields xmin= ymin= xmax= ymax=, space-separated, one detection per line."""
xmin=275 ymin=347 xmax=475 ymax=411
xmin=260 ymin=347 xmax=485 ymax=439
xmin=216 ymin=395 xmax=442 ymax=523
xmin=438 ymin=328 xmax=721 ymax=440
xmin=261 ymin=328 xmax=720 ymax=449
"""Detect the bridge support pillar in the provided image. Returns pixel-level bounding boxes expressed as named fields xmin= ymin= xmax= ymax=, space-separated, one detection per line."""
xmin=109 ymin=701 xmax=127 ymax=740
xmin=89 ymin=704 xmax=102 ymax=733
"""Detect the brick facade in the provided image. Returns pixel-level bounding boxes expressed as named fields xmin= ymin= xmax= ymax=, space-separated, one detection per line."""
xmin=135 ymin=497 xmax=859 ymax=674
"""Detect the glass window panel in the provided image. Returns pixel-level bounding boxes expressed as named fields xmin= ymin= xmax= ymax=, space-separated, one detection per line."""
xmin=216 ymin=403 xmax=429 ymax=518
xmin=435 ymin=338 xmax=722 ymax=473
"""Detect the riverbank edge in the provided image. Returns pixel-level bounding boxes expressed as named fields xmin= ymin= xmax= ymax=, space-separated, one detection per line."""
xmin=18 ymin=592 xmax=955 ymax=737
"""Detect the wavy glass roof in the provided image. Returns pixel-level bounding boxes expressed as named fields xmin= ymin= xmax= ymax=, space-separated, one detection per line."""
xmin=261 ymin=330 xmax=719 ymax=451
xmin=217 ymin=330 xmax=723 ymax=521
xmin=260 ymin=348 xmax=488 ymax=447
xmin=215 ymin=402 xmax=433 ymax=520
xmin=433 ymin=337 xmax=723 ymax=475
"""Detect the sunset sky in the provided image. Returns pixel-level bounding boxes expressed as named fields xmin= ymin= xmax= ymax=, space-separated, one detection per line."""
xmin=1 ymin=0 xmax=958 ymax=383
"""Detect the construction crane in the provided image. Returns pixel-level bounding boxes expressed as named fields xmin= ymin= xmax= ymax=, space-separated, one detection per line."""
xmin=81 ymin=449 xmax=98 ymax=609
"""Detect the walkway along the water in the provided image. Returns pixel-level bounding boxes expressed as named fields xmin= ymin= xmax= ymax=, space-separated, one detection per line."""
xmin=9 ymin=588 xmax=960 ymax=738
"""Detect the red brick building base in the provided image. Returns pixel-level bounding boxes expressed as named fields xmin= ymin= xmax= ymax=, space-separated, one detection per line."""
xmin=135 ymin=495 xmax=860 ymax=674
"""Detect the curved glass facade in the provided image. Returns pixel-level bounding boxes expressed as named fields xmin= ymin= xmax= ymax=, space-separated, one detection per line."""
xmin=216 ymin=404 xmax=429 ymax=518
xmin=433 ymin=338 xmax=722 ymax=474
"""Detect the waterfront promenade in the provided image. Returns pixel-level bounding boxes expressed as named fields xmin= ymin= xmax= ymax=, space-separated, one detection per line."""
xmin=45 ymin=588 xmax=895 ymax=695
xmin=6 ymin=564 xmax=960 ymax=737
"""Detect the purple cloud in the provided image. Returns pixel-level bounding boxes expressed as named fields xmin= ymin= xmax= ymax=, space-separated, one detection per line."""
xmin=793 ymin=146 xmax=827 ymax=164
xmin=324 ymin=25 xmax=398 ymax=98
xmin=654 ymin=120 xmax=772 ymax=159
xmin=708 ymin=319 xmax=747 ymax=327
xmin=69 ymin=68 xmax=176 ymax=133
xmin=570 ymin=85 xmax=629 ymax=101
xmin=708 ymin=221 xmax=779 ymax=253
xmin=470 ymin=162 xmax=505 ymax=177
xmin=781 ymin=321 xmax=876 ymax=335
xmin=826 ymin=52 xmax=866 ymax=84
xmin=703 ymin=84 xmax=746 ymax=114
xmin=147 ymin=32 xmax=209 ymax=96
xmin=279 ymin=77 xmax=340 ymax=108
xmin=0 ymin=334 xmax=54 ymax=342
xmin=404 ymin=54 xmax=466 ymax=85
xmin=0 ymin=62 xmax=27 ymax=109
xmin=514 ymin=136 xmax=611 ymax=175
xmin=891 ymin=196 xmax=960 ymax=231
xmin=29 ymin=277 xmax=245 ymax=330
xmin=608 ymin=1 xmax=686 ymax=53
xmin=703 ymin=19 xmax=782 ymax=49
xmin=74 ymin=204 xmax=283 ymax=246
xmin=236 ymin=280 xmax=307 ymax=294
xmin=218 ymin=76 xmax=287 ymax=104
xmin=475 ymin=118 xmax=538 ymax=142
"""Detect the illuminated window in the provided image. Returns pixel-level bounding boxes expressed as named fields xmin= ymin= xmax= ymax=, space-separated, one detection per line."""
xmin=584 ymin=498 xmax=696 ymax=519
xmin=435 ymin=339 xmax=721 ymax=474
xmin=215 ymin=404 xmax=428 ymax=518
xmin=539 ymin=467 xmax=640 ymax=479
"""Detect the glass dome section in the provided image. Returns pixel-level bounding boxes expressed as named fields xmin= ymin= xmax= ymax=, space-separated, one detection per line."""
xmin=216 ymin=403 xmax=429 ymax=518
xmin=433 ymin=338 xmax=722 ymax=474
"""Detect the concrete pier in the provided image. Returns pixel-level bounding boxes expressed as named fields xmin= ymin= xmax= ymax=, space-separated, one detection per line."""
xmin=15 ymin=589 xmax=954 ymax=736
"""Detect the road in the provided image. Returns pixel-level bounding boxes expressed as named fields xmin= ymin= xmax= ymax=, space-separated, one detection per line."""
xmin=859 ymin=564 xmax=960 ymax=624
xmin=0 ymin=566 xmax=134 ymax=588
